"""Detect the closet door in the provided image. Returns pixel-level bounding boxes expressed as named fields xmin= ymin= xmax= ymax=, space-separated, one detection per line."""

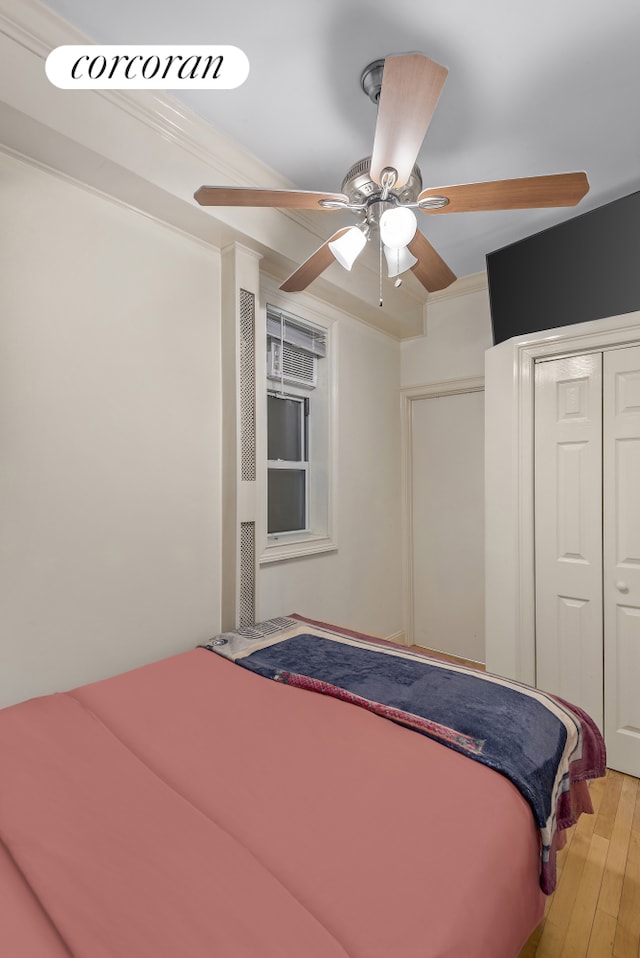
xmin=534 ymin=354 xmax=603 ymax=729
xmin=603 ymin=345 xmax=640 ymax=776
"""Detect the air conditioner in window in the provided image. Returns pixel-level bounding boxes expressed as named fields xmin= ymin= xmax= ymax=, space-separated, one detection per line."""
xmin=267 ymin=338 xmax=317 ymax=389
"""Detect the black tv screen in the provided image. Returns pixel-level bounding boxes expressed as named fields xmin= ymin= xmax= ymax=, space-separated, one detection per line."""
xmin=486 ymin=190 xmax=640 ymax=345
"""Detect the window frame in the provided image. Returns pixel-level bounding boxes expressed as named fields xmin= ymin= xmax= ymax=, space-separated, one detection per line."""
xmin=267 ymin=391 xmax=310 ymax=536
xmin=258 ymin=288 xmax=338 ymax=564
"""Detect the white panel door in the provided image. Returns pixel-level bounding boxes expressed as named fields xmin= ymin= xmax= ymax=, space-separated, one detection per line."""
xmin=603 ymin=345 xmax=640 ymax=776
xmin=411 ymin=390 xmax=485 ymax=662
xmin=534 ymin=354 xmax=603 ymax=729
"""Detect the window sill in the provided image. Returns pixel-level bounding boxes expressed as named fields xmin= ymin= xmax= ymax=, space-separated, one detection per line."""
xmin=260 ymin=533 xmax=337 ymax=564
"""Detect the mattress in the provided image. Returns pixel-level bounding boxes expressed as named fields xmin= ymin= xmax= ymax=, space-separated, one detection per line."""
xmin=1 ymin=629 xmax=557 ymax=957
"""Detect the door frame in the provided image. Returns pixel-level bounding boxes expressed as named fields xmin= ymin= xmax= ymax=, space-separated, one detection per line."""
xmin=401 ymin=376 xmax=485 ymax=648
xmin=485 ymin=309 xmax=640 ymax=684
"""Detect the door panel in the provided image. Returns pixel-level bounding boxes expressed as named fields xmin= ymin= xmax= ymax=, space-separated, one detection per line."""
xmin=534 ymin=354 xmax=603 ymax=729
xmin=411 ymin=390 xmax=485 ymax=662
xmin=604 ymin=345 xmax=640 ymax=776
xmin=556 ymin=596 xmax=593 ymax=708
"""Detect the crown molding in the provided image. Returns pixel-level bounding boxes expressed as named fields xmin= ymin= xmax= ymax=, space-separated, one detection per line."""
xmin=0 ymin=0 xmax=87 ymax=50
xmin=0 ymin=0 xmax=299 ymax=197
xmin=426 ymin=270 xmax=488 ymax=305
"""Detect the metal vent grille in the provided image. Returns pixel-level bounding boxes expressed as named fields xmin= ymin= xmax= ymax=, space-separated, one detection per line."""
xmin=267 ymin=340 xmax=317 ymax=387
xmin=282 ymin=341 xmax=316 ymax=385
xmin=233 ymin=616 xmax=298 ymax=640
xmin=239 ymin=289 xmax=256 ymax=481
xmin=239 ymin=521 xmax=255 ymax=627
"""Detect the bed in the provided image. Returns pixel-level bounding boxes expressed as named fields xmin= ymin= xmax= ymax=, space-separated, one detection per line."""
xmin=0 ymin=615 xmax=605 ymax=958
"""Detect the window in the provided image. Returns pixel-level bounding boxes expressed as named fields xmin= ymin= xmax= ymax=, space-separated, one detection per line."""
xmin=263 ymin=303 xmax=335 ymax=561
xmin=267 ymin=393 xmax=308 ymax=534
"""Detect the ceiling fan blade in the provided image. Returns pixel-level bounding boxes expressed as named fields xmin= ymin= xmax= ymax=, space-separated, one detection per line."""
xmin=417 ymin=172 xmax=590 ymax=214
xmin=279 ymin=228 xmax=351 ymax=292
xmin=408 ymin=230 xmax=457 ymax=292
xmin=194 ymin=186 xmax=349 ymax=210
xmin=370 ymin=53 xmax=448 ymax=190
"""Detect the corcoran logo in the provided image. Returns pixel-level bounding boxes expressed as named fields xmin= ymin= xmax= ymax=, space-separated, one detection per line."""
xmin=45 ymin=45 xmax=249 ymax=90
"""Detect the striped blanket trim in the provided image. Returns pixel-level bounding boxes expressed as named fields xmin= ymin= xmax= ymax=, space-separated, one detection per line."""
xmin=274 ymin=669 xmax=486 ymax=754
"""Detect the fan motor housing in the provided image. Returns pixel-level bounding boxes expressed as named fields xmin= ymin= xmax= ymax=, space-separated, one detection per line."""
xmin=360 ymin=59 xmax=386 ymax=103
xmin=341 ymin=156 xmax=423 ymax=207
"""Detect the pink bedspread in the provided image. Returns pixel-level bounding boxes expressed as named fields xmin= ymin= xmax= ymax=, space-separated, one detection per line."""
xmin=0 ymin=647 xmax=545 ymax=957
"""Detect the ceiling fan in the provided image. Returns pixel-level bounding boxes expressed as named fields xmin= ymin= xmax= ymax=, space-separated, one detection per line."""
xmin=194 ymin=52 xmax=589 ymax=296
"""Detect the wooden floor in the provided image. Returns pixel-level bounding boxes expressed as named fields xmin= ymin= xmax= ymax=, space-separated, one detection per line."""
xmin=411 ymin=646 xmax=640 ymax=958
xmin=519 ymin=768 xmax=640 ymax=958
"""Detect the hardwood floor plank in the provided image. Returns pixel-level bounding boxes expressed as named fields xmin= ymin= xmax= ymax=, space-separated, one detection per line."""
xmin=534 ymin=914 xmax=571 ymax=957
xmin=560 ymin=833 xmax=608 ymax=957
xmin=586 ymin=910 xmax=617 ymax=958
xmin=519 ymin=773 xmax=640 ymax=958
xmin=599 ymin=775 xmax=638 ymax=919
xmin=587 ymin=773 xmax=608 ymax=818
xmin=519 ymin=925 xmax=543 ymax=957
xmin=595 ymin=771 xmax=624 ymax=840
xmin=613 ymin=785 xmax=640 ymax=958
xmin=546 ymin=827 xmax=591 ymax=929
xmin=559 ymin=820 xmax=578 ymax=859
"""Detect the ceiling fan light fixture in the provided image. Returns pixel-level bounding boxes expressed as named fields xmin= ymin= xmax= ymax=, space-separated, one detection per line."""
xmin=328 ymin=226 xmax=367 ymax=270
xmin=379 ymin=207 xmax=417 ymax=248
xmin=194 ymin=54 xmax=588 ymax=297
xmin=383 ymin=244 xmax=418 ymax=278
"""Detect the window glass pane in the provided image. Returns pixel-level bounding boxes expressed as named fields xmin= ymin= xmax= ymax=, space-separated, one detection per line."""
xmin=268 ymin=469 xmax=306 ymax=533
xmin=268 ymin=395 xmax=304 ymax=461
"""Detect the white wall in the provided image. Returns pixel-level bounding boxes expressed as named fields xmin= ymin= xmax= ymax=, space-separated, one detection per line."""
xmin=401 ymin=276 xmax=492 ymax=386
xmin=259 ymin=317 xmax=403 ymax=640
xmin=0 ymin=150 xmax=223 ymax=707
xmin=0 ymin=147 xmax=407 ymax=706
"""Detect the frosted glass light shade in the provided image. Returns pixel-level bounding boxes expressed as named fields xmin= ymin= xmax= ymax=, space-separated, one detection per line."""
xmin=379 ymin=207 xmax=417 ymax=249
xmin=383 ymin=244 xmax=418 ymax=278
xmin=328 ymin=227 xmax=367 ymax=270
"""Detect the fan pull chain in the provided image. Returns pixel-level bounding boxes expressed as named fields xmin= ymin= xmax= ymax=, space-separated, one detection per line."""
xmin=379 ymin=232 xmax=383 ymax=308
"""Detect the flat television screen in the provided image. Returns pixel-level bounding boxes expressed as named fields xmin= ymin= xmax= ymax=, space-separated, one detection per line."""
xmin=486 ymin=191 xmax=640 ymax=345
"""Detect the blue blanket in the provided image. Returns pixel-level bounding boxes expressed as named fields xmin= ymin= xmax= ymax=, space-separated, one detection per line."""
xmin=203 ymin=615 xmax=606 ymax=893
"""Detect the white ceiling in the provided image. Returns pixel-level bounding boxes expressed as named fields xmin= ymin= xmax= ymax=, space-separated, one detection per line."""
xmin=38 ymin=0 xmax=640 ymax=280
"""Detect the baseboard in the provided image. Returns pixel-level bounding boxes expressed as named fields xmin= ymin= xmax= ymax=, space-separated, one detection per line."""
xmin=386 ymin=630 xmax=408 ymax=646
